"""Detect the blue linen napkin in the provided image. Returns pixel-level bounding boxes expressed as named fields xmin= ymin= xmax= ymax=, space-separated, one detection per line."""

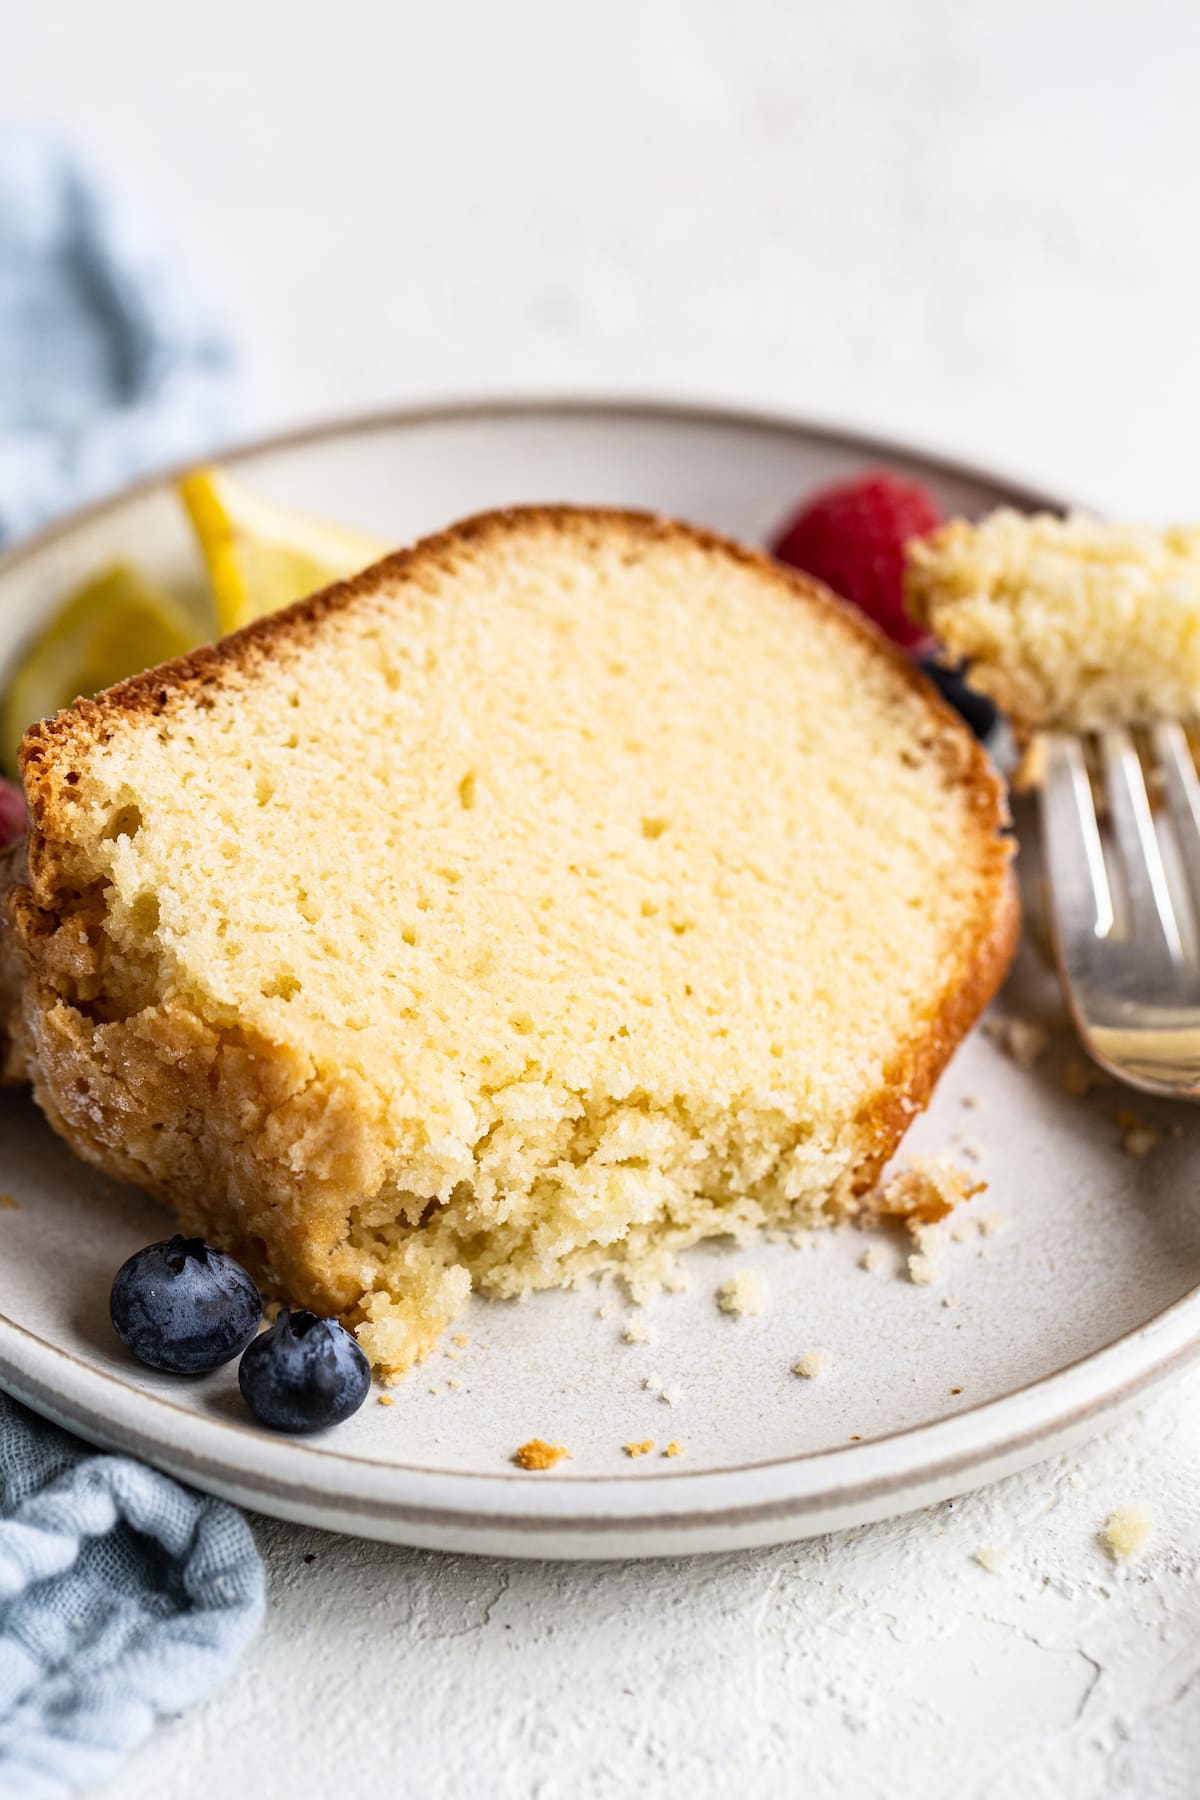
xmin=0 ymin=129 xmax=264 ymax=1797
xmin=0 ymin=1397 xmax=263 ymax=1798
xmin=0 ymin=126 xmax=240 ymax=547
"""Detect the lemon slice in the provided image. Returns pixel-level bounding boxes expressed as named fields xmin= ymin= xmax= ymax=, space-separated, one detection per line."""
xmin=1 ymin=564 xmax=201 ymax=773
xmin=178 ymin=466 xmax=389 ymax=634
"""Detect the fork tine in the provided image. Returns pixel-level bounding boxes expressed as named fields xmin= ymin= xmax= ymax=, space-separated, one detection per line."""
xmin=1041 ymin=733 xmax=1114 ymax=941
xmin=1099 ymin=727 xmax=1185 ymax=959
xmin=1152 ymin=721 xmax=1200 ymax=908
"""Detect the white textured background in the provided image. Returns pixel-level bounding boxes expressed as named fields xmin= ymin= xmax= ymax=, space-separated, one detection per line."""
xmin=3 ymin=2 xmax=1200 ymax=1794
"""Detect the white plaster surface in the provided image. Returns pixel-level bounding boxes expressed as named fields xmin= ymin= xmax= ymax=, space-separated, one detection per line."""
xmin=2 ymin=1 xmax=1200 ymax=1792
xmin=122 ymin=1381 xmax=1200 ymax=1798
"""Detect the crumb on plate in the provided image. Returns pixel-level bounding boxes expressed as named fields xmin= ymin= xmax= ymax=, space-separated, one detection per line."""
xmin=624 ymin=1439 xmax=654 ymax=1458
xmin=622 ymin=1318 xmax=656 ymax=1344
xmin=974 ymin=1545 xmax=1009 ymax=1573
xmin=793 ymin=1349 xmax=831 ymax=1378
xmin=870 ymin=1156 xmax=984 ymax=1227
xmin=717 ymin=1271 xmax=767 ymax=1316
xmin=985 ymin=1015 xmax=1050 ymax=1068
xmin=1062 ymin=1055 xmax=1113 ymax=1098
xmin=1116 ymin=1111 xmax=1161 ymax=1158
xmin=664 ymin=1441 xmax=683 ymax=1458
xmin=514 ymin=1438 xmax=572 ymax=1471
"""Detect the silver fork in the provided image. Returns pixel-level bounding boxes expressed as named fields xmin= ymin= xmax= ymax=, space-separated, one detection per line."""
xmin=1042 ymin=723 xmax=1200 ymax=1099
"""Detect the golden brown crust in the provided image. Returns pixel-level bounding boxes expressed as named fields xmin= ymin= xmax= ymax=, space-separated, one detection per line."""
xmin=0 ymin=842 xmax=29 ymax=1083
xmin=846 ymin=862 xmax=1019 ymax=1198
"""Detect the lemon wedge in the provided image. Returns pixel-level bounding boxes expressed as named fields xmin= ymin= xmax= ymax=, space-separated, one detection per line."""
xmin=1 ymin=564 xmax=201 ymax=773
xmin=178 ymin=466 xmax=389 ymax=634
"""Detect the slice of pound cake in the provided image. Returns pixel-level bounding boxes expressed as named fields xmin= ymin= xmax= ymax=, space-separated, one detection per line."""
xmin=4 ymin=507 xmax=1017 ymax=1376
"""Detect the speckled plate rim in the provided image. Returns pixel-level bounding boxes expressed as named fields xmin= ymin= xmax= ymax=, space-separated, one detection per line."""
xmin=1 ymin=393 xmax=1191 ymax=1558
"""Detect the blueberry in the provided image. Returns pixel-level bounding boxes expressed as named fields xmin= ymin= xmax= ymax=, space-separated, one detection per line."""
xmin=238 ymin=1309 xmax=370 ymax=1432
xmin=917 ymin=655 xmax=999 ymax=741
xmin=110 ymin=1235 xmax=262 ymax=1374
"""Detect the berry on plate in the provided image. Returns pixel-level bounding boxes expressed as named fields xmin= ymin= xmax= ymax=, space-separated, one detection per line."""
xmin=771 ymin=470 xmax=941 ymax=650
xmin=238 ymin=1309 xmax=370 ymax=1432
xmin=0 ymin=778 xmax=26 ymax=850
xmin=917 ymin=655 xmax=999 ymax=741
xmin=110 ymin=1235 xmax=262 ymax=1374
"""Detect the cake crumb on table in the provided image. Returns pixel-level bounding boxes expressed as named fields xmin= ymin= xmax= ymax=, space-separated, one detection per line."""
xmin=661 ymin=1384 xmax=683 ymax=1406
xmin=622 ymin=1318 xmax=656 ymax=1344
xmin=793 ymin=1349 xmax=831 ymax=1378
xmin=452 ymin=1333 xmax=469 ymax=1347
xmin=642 ymin=1371 xmax=664 ymax=1392
xmin=664 ymin=1441 xmax=684 ymax=1457
xmin=717 ymin=1271 xmax=767 ymax=1316
xmin=624 ymin=1440 xmax=654 ymax=1458
xmin=378 ymin=1394 xmax=394 ymax=1407
xmin=514 ymin=1439 xmax=572 ymax=1471
xmin=974 ymin=1545 xmax=1009 ymax=1573
xmin=942 ymin=1294 xmax=961 ymax=1309
xmin=1102 ymin=1505 xmax=1153 ymax=1562
xmin=860 ymin=1244 xmax=887 ymax=1275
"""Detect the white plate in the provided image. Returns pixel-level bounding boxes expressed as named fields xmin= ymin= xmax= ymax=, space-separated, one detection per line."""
xmin=1 ymin=398 xmax=1198 ymax=1560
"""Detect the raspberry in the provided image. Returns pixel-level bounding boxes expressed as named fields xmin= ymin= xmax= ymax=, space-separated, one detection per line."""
xmin=771 ymin=470 xmax=941 ymax=650
xmin=0 ymin=778 xmax=26 ymax=851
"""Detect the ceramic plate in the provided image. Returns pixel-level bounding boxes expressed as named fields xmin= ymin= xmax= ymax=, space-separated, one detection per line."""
xmin=1 ymin=398 xmax=1198 ymax=1560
